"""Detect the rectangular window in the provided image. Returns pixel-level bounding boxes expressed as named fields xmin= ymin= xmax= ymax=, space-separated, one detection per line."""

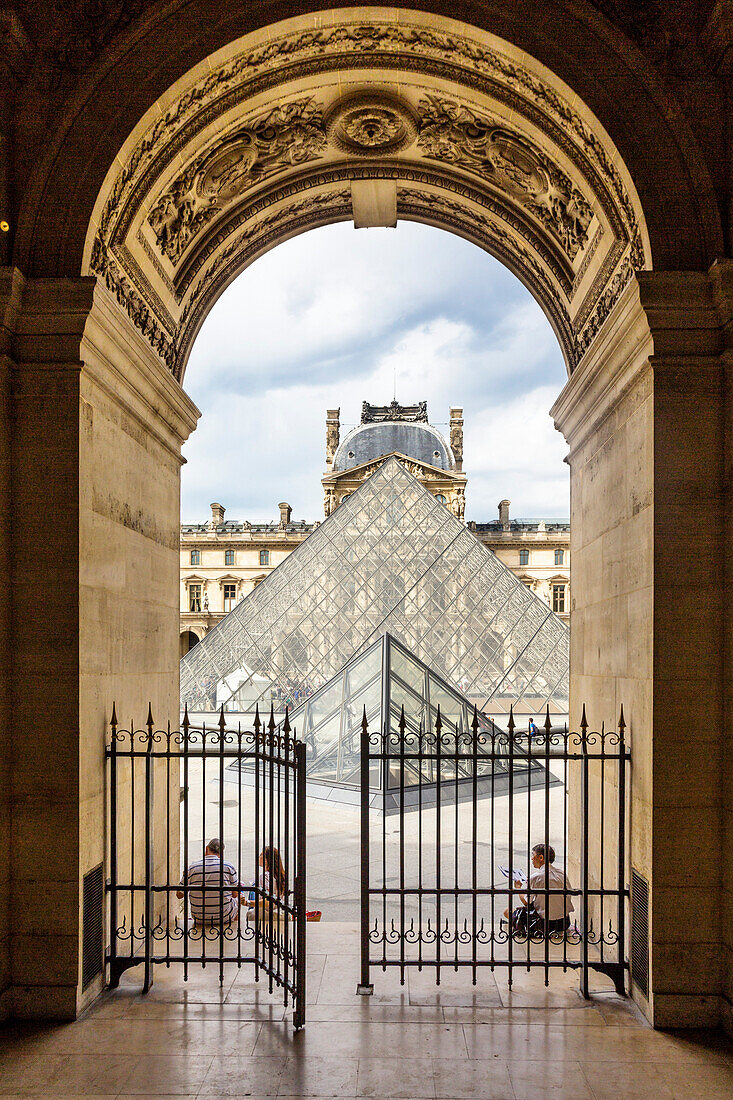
xmin=189 ymin=583 xmax=202 ymax=612
xmin=555 ymin=549 xmax=564 ymax=565
xmin=552 ymin=584 xmax=566 ymax=614
xmin=190 ymin=550 xmax=201 ymax=566
xmin=260 ymin=549 xmax=270 ymax=566
xmin=519 ymin=549 xmax=529 ymax=566
xmin=225 ymin=549 xmax=234 ymax=566
xmin=223 ymin=583 xmax=237 ymax=612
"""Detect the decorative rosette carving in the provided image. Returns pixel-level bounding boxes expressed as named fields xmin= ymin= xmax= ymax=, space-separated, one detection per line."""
xmin=325 ymin=92 xmax=418 ymax=156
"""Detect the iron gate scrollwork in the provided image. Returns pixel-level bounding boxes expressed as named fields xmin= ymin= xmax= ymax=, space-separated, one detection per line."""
xmin=106 ymin=703 xmax=307 ymax=1028
xmin=359 ymin=704 xmax=630 ymax=997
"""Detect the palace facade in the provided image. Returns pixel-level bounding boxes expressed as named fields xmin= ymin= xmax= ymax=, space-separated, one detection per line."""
xmin=180 ymin=403 xmax=569 ymax=652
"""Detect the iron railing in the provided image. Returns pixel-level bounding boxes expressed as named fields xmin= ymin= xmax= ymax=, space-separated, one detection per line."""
xmin=106 ymin=704 xmax=307 ymax=1028
xmin=359 ymin=705 xmax=630 ymax=998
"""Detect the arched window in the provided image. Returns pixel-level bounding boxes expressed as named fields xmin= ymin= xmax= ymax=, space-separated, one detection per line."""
xmin=259 ymin=549 xmax=270 ymax=566
xmin=190 ymin=549 xmax=200 ymax=565
xmin=435 ymin=493 xmax=446 ymax=505
xmin=519 ymin=549 xmax=529 ymax=566
xmin=555 ymin=548 xmax=564 ymax=565
xmin=225 ymin=549 xmax=234 ymax=566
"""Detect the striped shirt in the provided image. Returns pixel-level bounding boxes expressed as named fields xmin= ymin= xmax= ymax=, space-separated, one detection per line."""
xmin=180 ymin=855 xmax=239 ymax=924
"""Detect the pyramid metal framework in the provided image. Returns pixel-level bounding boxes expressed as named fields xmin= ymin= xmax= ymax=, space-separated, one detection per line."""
xmin=180 ymin=458 xmax=569 ymax=718
xmin=288 ymin=632 xmax=537 ymax=797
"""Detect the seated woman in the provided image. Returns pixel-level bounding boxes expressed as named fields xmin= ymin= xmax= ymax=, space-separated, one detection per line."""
xmin=504 ymin=842 xmax=574 ymax=936
xmin=247 ymin=845 xmax=286 ymax=921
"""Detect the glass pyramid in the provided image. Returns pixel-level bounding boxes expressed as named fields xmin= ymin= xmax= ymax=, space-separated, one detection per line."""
xmin=180 ymin=458 xmax=569 ymax=719
xmin=289 ymin=632 xmax=538 ymax=802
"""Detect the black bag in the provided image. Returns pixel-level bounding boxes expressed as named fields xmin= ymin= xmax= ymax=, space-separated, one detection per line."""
xmin=511 ymin=904 xmax=543 ymax=938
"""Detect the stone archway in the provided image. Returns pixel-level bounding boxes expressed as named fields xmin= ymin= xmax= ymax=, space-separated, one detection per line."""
xmin=2 ymin=1 xmax=731 ymax=1032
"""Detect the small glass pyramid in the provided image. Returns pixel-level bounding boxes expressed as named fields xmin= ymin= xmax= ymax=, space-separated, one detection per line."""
xmin=286 ymin=633 xmax=540 ymax=807
xmin=180 ymin=458 xmax=569 ymax=720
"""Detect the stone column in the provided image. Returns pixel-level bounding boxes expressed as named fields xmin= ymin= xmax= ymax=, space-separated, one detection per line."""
xmin=4 ymin=274 xmax=199 ymax=1018
xmin=552 ymin=267 xmax=728 ymax=1028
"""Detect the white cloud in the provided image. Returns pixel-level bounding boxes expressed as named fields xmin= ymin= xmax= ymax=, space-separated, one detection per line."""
xmin=181 ymin=221 xmax=569 ymax=524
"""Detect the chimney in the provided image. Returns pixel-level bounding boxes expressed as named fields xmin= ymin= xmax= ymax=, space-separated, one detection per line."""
xmin=325 ymin=408 xmax=340 ymax=469
xmin=278 ymin=502 xmax=292 ymax=528
xmin=498 ymin=499 xmax=510 ymax=528
xmin=449 ymin=407 xmax=463 ymax=471
xmin=210 ymin=502 xmax=225 ymax=527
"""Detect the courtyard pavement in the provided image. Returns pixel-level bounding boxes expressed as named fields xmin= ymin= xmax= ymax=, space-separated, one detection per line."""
xmin=1 ymin=923 xmax=733 ymax=1098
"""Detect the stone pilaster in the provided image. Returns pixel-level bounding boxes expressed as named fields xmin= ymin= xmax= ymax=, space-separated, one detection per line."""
xmin=5 ymin=274 xmax=199 ymax=1018
xmin=552 ymin=266 xmax=727 ymax=1029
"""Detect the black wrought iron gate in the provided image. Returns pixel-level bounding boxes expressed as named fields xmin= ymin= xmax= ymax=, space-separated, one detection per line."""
xmin=106 ymin=705 xmax=307 ymax=1028
xmin=359 ymin=706 xmax=630 ymax=998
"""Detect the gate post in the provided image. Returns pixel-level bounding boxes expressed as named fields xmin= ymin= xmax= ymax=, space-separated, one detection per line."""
xmin=294 ymin=738 xmax=307 ymax=1029
xmin=357 ymin=707 xmax=374 ymax=994
xmin=107 ymin=704 xmax=120 ymax=988
xmin=616 ymin=706 xmax=628 ymax=996
xmin=580 ymin=705 xmax=589 ymax=999
xmin=143 ymin=704 xmax=155 ymax=994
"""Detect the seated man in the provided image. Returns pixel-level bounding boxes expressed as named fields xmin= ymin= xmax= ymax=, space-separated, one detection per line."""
xmin=504 ymin=842 xmax=574 ymax=936
xmin=176 ymin=837 xmax=242 ymax=926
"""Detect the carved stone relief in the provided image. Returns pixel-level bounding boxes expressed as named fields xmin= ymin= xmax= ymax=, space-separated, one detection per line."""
xmin=147 ymin=98 xmax=327 ymax=261
xmin=418 ymin=96 xmax=594 ymax=260
xmin=98 ymin=18 xmax=642 ymax=255
xmin=325 ymin=91 xmax=418 ymax=156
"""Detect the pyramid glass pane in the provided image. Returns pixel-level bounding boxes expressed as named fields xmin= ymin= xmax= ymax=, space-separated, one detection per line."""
xmin=181 ymin=458 xmax=569 ymax=720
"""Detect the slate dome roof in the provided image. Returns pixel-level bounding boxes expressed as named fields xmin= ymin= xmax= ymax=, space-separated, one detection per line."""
xmin=333 ymin=420 xmax=454 ymax=472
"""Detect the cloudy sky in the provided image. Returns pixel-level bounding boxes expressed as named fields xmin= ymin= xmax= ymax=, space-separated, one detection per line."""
xmin=181 ymin=221 xmax=569 ymax=525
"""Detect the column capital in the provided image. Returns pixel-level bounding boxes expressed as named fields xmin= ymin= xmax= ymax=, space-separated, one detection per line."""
xmin=552 ymin=266 xmax=727 ymax=457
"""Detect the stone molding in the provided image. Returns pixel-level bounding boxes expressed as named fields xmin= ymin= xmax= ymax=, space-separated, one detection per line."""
xmin=6 ymin=273 xmax=198 ymax=459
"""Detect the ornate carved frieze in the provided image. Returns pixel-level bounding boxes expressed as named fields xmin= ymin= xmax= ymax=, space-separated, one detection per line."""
xmin=90 ymin=236 xmax=175 ymax=369
xmin=97 ymin=19 xmax=642 ymax=256
xmin=325 ymin=91 xmax=418 ymax=156
xmin=418 ymin=96 xmax=594 ymax=260
xmin=574 ymin=252 xmax=635 ymax=362
xmin=147 ymin=98 xmax=327 ymax=262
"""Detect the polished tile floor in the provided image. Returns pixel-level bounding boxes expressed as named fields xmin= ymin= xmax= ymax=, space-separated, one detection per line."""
xmin=1 ymin=924 xmax=733 ymax=1098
